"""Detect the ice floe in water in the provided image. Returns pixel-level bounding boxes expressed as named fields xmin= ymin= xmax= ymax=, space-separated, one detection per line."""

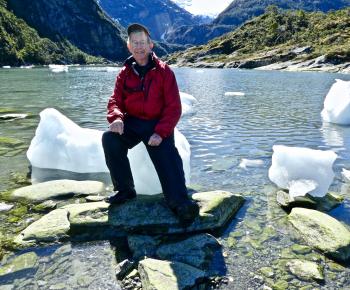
xmin=49 ymin=64 xmax=68 ymax=73
xmin=321 ymin=79 xmax=350 ymax=125
xmin=268 ymin=145 xmax=337 ymax=198
xmin=224 ymin=91 xmax=245 ymax=97
xmin=239 ymin=158 xmax=264 ymax=169
xmin=180 ymin=92 xmax=197 ymax=116
xmin=27 ymin=107 xmax=191 ymax=195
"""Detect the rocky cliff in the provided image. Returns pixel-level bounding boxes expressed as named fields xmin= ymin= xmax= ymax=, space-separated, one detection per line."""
xmin=7 ymin=0 xmax=129 ymax=61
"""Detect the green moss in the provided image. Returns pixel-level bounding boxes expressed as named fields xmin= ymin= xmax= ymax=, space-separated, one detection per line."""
xmin=0 ymin=136 xmax=23 ymax=147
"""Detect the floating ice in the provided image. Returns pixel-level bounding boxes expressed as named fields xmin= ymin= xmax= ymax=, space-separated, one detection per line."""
xmin=268 ymin=145 xmax=337 ymax=197
xmin=288 ymin=179 xmax=317 ymax=200
xmin=20 ymin=65 xmax=34 ymax=69
xmin=27 ymin=108 xmax=191 ymax=195
xmin=0 ymin=202 xmax=14 ymax=212
xmin=49 ymin=64 xmax=68 ymax=73
xmin=342 ymin=168 xmax=350 ymax=181
xmin=321 ymin=79 xmax=350 ymax=125
xmin=224 ymin=91 xmax=245 ymax=97
xmin=2 ymin=66 xmax=11 ymax=68
xmin=239 ymin=158 xmax=264 ymax=169
xmin=180 ymin=92 xmax=197 ymax=116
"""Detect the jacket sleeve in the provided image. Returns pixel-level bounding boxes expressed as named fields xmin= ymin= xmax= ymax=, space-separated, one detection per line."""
xmin=107 ymin=68 xmax=126 ymax=123
xmin=154 ymin=66 xmax=182 ymax=138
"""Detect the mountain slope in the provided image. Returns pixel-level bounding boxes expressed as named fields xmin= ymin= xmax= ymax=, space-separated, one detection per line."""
xmin=165 ymin=0 xmax=350 ymax=45
xmin=7 ymin=0 xmax=129 ymax=61
xmin=214 ymin=0 xmax=350 ymax=25
xmin=99 ymin=0 xmax=202 ymax=41
xmin=0 ymin=0 xmax=101 ymax=66
xmin=167 ymin=8 xmax=350 ymax=68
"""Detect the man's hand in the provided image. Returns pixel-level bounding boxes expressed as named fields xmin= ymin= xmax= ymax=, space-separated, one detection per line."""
xmin=109 ymin=119 xmax=124 ymax=134
xmin=148 ymin=133 xmax=163 ymax=146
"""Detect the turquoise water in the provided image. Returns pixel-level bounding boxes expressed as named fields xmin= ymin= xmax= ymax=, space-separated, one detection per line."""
xmin=1 ymin=66 xmax=350 ymax=289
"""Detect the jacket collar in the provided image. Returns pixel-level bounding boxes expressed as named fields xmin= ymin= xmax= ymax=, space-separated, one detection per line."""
xmin=123 ymin=52 xmax=159 ymax=68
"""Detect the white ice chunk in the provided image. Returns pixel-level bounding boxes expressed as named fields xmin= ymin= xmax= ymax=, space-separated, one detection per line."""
xmin=2 ymin=66 xmax=11 ymax=68
xmin=239 ymin=158 xmax=264 ymax=169
xmin=27 ymin=108 xmax=191 ymax=195
xmin=288 ymin=179 xmax=318 ymax=200
xmin=268 ymin=145 xmax=337 ymax=197
xmin=224 ymin=91 xmax=245 ymax=97
xmin=321 ymin=79 xmax=350 ymax=125
xmin=180 ymin=92 xmax=197 ymax=116
xmin=342 ymin=168 xmax=350 ymax=181
xmin=0 ymin=202 xmax=14 ymax=212
xmin=49 ymin=64 xmax=68 ymax=73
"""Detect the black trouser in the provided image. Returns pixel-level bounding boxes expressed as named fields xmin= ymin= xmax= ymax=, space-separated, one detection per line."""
xmin=102 ymin=116 xmax=189 ymax=208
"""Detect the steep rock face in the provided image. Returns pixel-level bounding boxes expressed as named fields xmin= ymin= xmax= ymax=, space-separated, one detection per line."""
xmin=164 ymin=23 xmax=233 ymax=46
xmin=7 ymin=0 xmax=128 ymax=61
xmin=165 ymin=0 xmax=350 ymax=45
xmin=99 ymin=0 xmax=200 ymax=41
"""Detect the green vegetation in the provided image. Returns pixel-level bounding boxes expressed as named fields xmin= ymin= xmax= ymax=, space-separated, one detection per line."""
xmin=0 ymin=2 xmax=104 ymax=66
xmin=168 ymin=7 xmax=350 ymax=65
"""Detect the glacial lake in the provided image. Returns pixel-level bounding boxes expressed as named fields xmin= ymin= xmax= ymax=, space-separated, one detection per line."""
xmin=0 ymin=66 xmax=350 ymax=289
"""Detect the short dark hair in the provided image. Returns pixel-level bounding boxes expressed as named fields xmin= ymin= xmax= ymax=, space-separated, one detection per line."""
xmin=127 ymin=23 xmax=151 ymax=38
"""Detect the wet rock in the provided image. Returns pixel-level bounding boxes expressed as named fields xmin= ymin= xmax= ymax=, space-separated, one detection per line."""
xmin=0 ymin=252 xmax=38 ymax=281
xmin=156 ymin=233 xmax=221 ymax=269
xmin=291 ymin=244 xmax=312 ymax=255
xmin=138 ymin=258 xmax=207 ymax=290
xmin=272 ymin=280 xmax=288 ymax=290
xmin=11 ymin=179 xmax=105 ymax=202
xmin=115 ymin=259 xmax=135 ymax=280
xmin=289 ymin=208 xmax=350 ymax=262
xmin=286 ymin=259 xmax=324 ymax=282
xmin=14 ymin=209 xmax=70 ymax=247
xmin=128 ymin=235 xmax=160 ymax=260
xmin=259 ymin=267 xmax=274 ymax=278
xmin=276 ymin=190 xmax=343 ymax=212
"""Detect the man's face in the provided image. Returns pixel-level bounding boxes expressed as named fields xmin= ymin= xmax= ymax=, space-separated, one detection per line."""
xmin=127 ymin=31 xmax=153 ymax=65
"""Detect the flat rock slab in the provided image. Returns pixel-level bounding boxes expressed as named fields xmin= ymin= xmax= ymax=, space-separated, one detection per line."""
xmin=288 ymin=208 xmax=350 ymax=262
xmin=14 ymin=209 xmax=70 ymax=247
xmin=138 ymin=258 xmax=207 ymax=290
xmin=108 ymin=190 xmax=245 ymax=234
xmin=11 ymin=179 xmax=105 ymax=202
xmin=13 ymin=191 xmax=244 ymax=248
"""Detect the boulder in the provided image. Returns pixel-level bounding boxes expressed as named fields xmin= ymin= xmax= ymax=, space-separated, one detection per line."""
xmin=156 ymin=233 xmax=221 ymax=269
xmin=288 ymin=208 xmax=350 ymax=261
xmin=138 ymin=258 xmax=207 ymax=290
xmin=108 ymin=190 xmax=245 ymax=234
xmin=11 ymin=179 xmax=105 ymax=202
xmin=128 ymin=235 xmax=160 ymax=260
xmin=13 ymin=191 xmax=244 ymax=248
xmin=286 ymin=259 xmax=324 ymax=282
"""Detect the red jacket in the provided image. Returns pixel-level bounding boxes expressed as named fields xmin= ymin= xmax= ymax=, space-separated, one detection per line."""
xmin=107 ymin=53 xmax=181 ymax=139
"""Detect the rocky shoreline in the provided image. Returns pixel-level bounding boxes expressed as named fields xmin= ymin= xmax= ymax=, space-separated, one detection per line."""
xmin=0 ymin=179 xmax=349 ymax=289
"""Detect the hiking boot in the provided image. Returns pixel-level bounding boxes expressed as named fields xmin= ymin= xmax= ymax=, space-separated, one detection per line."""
xmin=105 ymin=190 xmax=136 ymax=205
xmin=174 ymin=200 xmax=200 ymax=227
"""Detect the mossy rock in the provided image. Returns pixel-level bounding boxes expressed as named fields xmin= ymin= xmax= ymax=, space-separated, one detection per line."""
xmin=286 ymin=259 xmax=324 ymax=282
xmin=289 ymin=208 xmax=350 ymax=262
